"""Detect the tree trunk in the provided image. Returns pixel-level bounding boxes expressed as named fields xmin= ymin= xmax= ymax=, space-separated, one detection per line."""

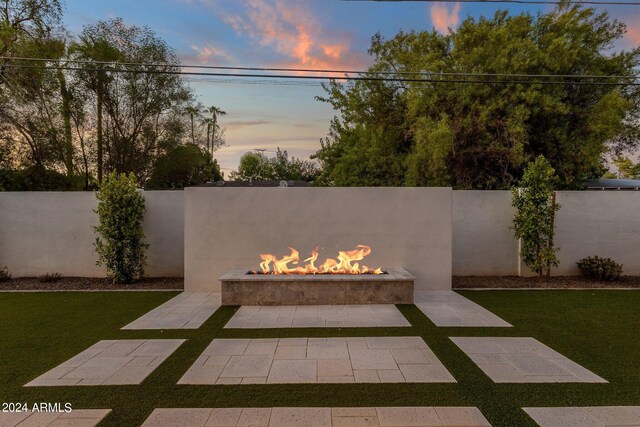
xmin=211 ymin=114 xmax=217 ymax=156
xmin=206 ymin=122 xmax=211 ymax=155
xmin=190 ymin=114 xmax=195 ymax=145
xmin=57 ymin=69 xmax=74 ymax=177
xmin=545 ymin=191 xmax=557 ymax=279
xmin=97 ymin=70 xmax=104 ymax=183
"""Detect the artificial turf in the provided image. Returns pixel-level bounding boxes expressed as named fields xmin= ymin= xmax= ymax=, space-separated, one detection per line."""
xmin=0 ymin=290 xmax=638 ymax=426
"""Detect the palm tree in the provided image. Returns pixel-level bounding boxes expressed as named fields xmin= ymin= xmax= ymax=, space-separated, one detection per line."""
xmin=202 ymin=117 xmax=213 ymax=154
xmin=184 ymin=105 xmax=203 ymax=145
xmin=70 ymin=34 xmax=122 ymax=183
xmin=206 ymin=105 xmax=226 ymax=156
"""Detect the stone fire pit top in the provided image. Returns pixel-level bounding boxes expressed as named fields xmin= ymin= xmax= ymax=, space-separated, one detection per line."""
xmin=220 ymin=267 xmax=415 ymax=282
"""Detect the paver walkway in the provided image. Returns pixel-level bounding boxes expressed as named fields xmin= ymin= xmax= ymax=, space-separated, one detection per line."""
xmin=451 ymin=337 xmax=607 ymax=383
xmin=0 ymin=409 xmax=111 ymax=426
xmin=415 ymin=291 xmax=512 ymax=327
xmin=141 ymin=407 xmax=491 ymax=426
xmin=122 ymin=292 xmax=220 ymax=330
xmin=178 ymin=337 xmax=455 ymax=384
xmin=524 ymin=406 xmax=640 ymax=426
xmin=225 ymin=304 xmax=410 ymax=328
xmin=25 ymin=339 xmax=184 ymax=386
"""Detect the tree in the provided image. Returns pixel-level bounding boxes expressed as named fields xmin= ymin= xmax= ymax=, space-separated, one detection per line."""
xmin=271 ymin=148 xmax=321 ymax=182
xmin=511 ymin=156 xmax=561 ymax=279
xmin=74 ymin=18 xmax=193 ymax=182
xmin=611 ymin=156 xmax=640 ymax=179
xmin=0 ymin=0 xmax=68 ymax=172
xmin=315 ymin=4 xmax=640 ymax=189
xmin=0 ymin=0 xmax=63 ymax=84
xmin=146 ymin=144 xmax=222 ymax=189
xmin=230 ymin=151 xmax=273 ymax=181
xmin=184 ymin=104 xmax=203 ymax=146
xmin=230 ymin=148 xmax=320 ymax=182
xmin=70 ymin=30 xmax=124 ymax=183
xmin=205 ymin=105 xmax=226 ymax=156
xmin=94 ymin=172 xmax=148 ymax=283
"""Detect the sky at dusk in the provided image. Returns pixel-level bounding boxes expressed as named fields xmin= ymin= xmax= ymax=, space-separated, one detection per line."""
xmin=61 ymin=0 xmax=640 ymax=172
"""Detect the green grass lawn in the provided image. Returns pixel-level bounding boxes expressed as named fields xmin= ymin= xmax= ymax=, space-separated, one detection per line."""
xmin=0 ymin=290 xmax=638 ymax=426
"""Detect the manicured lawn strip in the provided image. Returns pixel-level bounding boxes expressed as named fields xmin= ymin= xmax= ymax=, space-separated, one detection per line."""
xmin=0 ymin=291 xmax=638 ymax=426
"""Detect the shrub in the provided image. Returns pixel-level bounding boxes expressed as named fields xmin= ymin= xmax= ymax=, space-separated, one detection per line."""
xmin=0 ymin=166 xmax=85 ymax=191
xmin=0 ymin=266 xmax=10 ymax=282
xmin=577 ymin=256 xmax=623 ymax=281
xmin=511 ymin=155 xmax=561 ymax=279
xmin=94 ymin=172 xmax=148 ymax=284
xmin=38 ymin=272 xmax=63 ymax=283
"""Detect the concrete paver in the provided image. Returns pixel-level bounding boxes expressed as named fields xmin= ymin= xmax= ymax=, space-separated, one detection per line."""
xmin=452 ymin=337 xmax=607 ymax=383
xmin=25 ymin=340 xmax=184 ymax=386
xmin=179 ymin=337 xmax=455 ymax=384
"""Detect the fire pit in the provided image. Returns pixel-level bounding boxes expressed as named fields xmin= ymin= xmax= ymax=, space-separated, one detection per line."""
xmin=220 ymin=245 xmax=414 ymax=305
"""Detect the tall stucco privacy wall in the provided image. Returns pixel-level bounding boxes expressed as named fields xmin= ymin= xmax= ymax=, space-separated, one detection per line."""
xmin=451 ymin=190 xmax=640 ymax=276
xmin=553 ymin=191 xmax=640 ymax=275
xmin=184 ymin=187 xmax=453 ymax=292
xmin=452 ymin=191 xmax=518 ymax=276
xmin=0 ymin=191 xmax=184 ymax=277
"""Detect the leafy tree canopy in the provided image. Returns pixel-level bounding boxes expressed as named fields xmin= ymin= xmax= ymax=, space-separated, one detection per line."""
xmin=610 ymin=156 xmax=640 ymax=179
xmin=230 ymin=148 xmax=320 ymax=182
xmin=146 ymin=144 xmax=222 ymax=189
xmin=315 ymin=3 xmax=640 ymax=189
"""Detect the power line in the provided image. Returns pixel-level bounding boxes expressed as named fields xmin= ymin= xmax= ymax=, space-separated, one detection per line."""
xmin=343 ymin=0 xmax=640 ymax=6
xmin=2 ymin=62 xmax=639 ymax=86
xmin=2 ymin=56 xmax=638 ymax=80
xmin=184 ymin=77 xmax=322 ymax=87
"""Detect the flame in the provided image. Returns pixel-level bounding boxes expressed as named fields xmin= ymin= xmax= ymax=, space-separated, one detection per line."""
xmin=258 ymin=245 xmax=383 ymax=275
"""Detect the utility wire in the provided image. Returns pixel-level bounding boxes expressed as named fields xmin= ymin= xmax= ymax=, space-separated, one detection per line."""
xmin=1 ymin=56 xmax=638 ymax=80
xmin=2 ymin=62 xmax=640 ymax=86
xmin=343 ymin=0 xmax=640 ymax=6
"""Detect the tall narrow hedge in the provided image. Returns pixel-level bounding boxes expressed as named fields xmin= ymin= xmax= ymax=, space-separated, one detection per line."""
xmin=94 ymin=172 xmax=148 ymax=283
xmin=512 ymin=156 xmax=561 ymax=279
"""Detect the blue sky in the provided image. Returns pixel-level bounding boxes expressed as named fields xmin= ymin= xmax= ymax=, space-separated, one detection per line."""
xmin=62 ymin=0 xmax=640 ymax=172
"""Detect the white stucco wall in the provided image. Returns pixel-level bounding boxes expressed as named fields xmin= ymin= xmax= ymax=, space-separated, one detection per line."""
xmin=184 ymin=187 xmax=453 ymax=292
xmin=2 ymin=189 xmax=639 ymax=280
xmin=452 ymin=190 xmax=640 ymax=276
xmin=553 ymin=191 xmax=640 ymax=275
xmin=452 ymin=191 xmax=518 ymax=275
xmin=0 ymin=191 xmax=183 ymax=277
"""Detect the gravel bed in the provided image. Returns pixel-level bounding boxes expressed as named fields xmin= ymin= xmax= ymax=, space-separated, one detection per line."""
xmin=453 ymin=275 xmax=640 ymax=289
xmin=0 ymin=276 xmax=183 ymax=291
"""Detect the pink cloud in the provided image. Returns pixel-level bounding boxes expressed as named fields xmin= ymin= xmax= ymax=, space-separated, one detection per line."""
xmin=191 ymin=44 xmax=233 ymax=64
xmin=430 ymin=2 xmax=461 ymax=34
xmin=216 ymin=0 xmax=369 ymax=72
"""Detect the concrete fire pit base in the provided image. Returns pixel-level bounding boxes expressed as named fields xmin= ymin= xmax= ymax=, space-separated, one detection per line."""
xmin=220 ymin=267 xmax=414 ymax=306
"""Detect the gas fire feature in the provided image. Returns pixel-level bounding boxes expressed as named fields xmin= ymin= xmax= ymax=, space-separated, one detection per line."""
xmin=256 ymin=245 xmax=383 ymax=275
xmin=220 ymin=267 xmax=414 ymax=306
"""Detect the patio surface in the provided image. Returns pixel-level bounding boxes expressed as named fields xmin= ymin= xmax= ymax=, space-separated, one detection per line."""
xmin=0 ymin=409 xmax=111 ymax=427
xmin=141 ymin=407 xmax=491 ymax=426
xmin=25 ymin=339 xmax=185 ymax=386
xmin=451 ymin=337 xmax=607 ymax=383
xmin=415 ymin=291 xmax=512 ymax=327
xmin=122 ymin=292 xmax=220 ymax=329
xmin=523 ymin=406 xmax=640 ymax=426
xmin=178 ymin=337 xmax=456 ymax=384
xmin=6 ymin=290 xmax=638 ymax=426
xmin=224 ymin=304 xmax=411 ymax=328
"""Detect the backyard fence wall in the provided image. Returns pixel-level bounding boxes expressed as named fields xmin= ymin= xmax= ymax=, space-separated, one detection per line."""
xmin=452 ymin=190 xmax=640 ymax=276
xmin=452 ymin=191 xmax=518 ymax=276
xmin=184 ymin=187 xmax=453 ymax=292
xmin=0 ymin=191 xmax=184 ymax=277
xmin=1 ymin=189 xmax=639 ymax=280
